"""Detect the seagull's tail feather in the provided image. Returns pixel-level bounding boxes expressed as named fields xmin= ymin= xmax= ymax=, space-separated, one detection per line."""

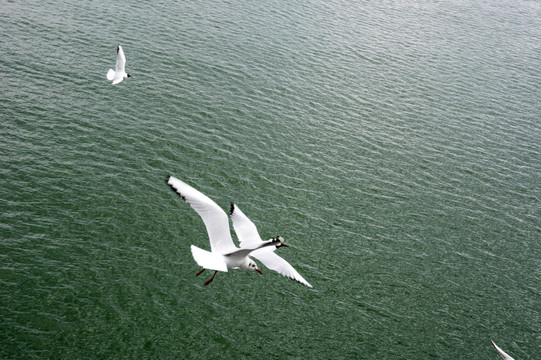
xmin=106 ymin=69 xmax=115 ymax=81
xmin=190 ymin=245 xmax=228 ymax=272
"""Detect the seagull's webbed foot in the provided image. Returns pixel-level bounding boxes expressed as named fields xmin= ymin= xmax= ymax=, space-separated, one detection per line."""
xmin=196 ymin=268 xmax=205 ymax=277
xmin=204 ymin=271 xmax=218 ymax=286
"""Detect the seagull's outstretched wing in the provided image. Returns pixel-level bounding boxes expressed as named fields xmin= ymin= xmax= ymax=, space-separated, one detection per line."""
xmin=230 ymin=203 xmax=312 ymax=287
xmin=110 ymin=45 xmax=127 ymax=84
xmin=491 ymin=340 xmax=515 ymax=360
xmin=167 ymin=176 xmax=237 ymax=254
xmin=230 ymin=203 xmax=263 ymax=247
xmin=115 ymin=45 xmax=126 ymax=73
xmin=250 ymin=246 xmax=312 ymax=288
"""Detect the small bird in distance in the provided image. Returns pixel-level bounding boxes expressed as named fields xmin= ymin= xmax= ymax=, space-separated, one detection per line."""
xmin=106 ymin=45 xmax=131 ymax=85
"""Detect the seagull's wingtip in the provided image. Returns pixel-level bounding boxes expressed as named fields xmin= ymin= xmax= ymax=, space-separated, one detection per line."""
xmin=166 ymin=176 xmax=188 ymax=202
xmin=491 ymin=340 xmax=515 ymax=360
xmin=287 ymin=274 xmax=312 ymax=288
xmin=166 ymin=176 xmax=176 ymax=192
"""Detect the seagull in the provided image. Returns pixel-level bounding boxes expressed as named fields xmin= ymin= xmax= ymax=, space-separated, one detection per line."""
xmin=106 ymin=45 xmax=131 ymax=85
xmin=166 ymin=176 xmax=312 ymax=287
xmin=491 ymin=340 xmax=515 ymax=360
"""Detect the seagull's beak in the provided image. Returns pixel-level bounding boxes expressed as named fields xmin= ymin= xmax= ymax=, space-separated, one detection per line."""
xmin=256 ymin=269 xmax=263 ymax=274
xmin=281 ymin=242 xmax=289 ymax=247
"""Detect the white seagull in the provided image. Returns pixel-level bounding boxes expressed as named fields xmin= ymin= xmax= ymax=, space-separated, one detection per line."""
xmin=491 ymin=340 xmax=515 ymax=360
xmin=106 ymin=45 xmax=131 ymax=85
xmin=166 ymin=176 xmax=312 ymax=287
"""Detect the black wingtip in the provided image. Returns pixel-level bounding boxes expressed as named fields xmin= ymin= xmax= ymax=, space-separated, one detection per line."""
xmin=230 ymin=202 xmax=235 ymax=215
xmin=166 ymin=176 xmax=186 ymax=201
xmin=166 ymin=182 xmax=176 ymax=194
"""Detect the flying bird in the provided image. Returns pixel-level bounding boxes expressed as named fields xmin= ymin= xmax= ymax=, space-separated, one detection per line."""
xmin=166 ymin=176 xmax=312 ymax=287
xmin=491 ymin=340 xmax=515 ymax=360
xmin=106 ymin=45 xmax=131 ymax=84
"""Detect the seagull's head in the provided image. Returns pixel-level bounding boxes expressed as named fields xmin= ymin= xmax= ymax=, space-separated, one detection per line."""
xmin=248 ymin=260 xmax=262 ymax=274
xmin=272 ymin=236 xmax=288 ymax=248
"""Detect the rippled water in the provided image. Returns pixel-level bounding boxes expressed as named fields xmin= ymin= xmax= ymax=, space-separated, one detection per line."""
xmin=1 ymin=0 xmax=540 ymax=358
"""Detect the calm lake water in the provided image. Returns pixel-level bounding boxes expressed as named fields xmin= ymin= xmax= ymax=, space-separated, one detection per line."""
xmin=1 ymin=0 xmax=540 ymax=358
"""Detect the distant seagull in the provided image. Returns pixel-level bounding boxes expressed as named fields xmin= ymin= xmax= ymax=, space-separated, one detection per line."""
xmin=491 ymin=340 xmax=515 ymax=360
xmin=106 ymin=45 xmax=131 ymax=84
xmin=166 ymin=176 xmax=312 ymax=287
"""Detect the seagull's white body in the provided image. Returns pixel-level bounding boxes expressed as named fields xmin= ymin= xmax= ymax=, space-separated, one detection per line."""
xmin=491 ymin=340 xmax=515 ymax=360
xmin=166 ymin=176 xmax=312 ymax=287
xmin=106 ymin=45 xmax=130 ymax=85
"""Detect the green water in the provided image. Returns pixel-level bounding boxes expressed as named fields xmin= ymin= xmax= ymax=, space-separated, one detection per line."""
xmin=1 ymin=0 xmax=540 ymax=358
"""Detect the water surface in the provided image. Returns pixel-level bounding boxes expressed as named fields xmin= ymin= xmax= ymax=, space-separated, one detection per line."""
xmin=1 ymin=0 xmax=540 ymax=358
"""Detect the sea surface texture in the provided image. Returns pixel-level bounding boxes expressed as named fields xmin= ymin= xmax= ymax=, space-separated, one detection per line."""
xmin=1 ymin=0 xmax=540 ymax=358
